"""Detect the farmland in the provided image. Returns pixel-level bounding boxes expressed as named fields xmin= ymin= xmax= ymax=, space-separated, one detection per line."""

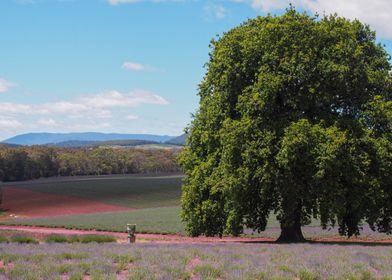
xmin=1 ymin=175 xmax=392 ymax=242
xmin=0 ymin=175 xmax=184 ymax=233
xmin=1 ymin=175 xmax=183 ymax=209
xmin=2 ymin=207 xmax=183 ymax=234
xmin=1 ymin=173 xmax=392 ymax=280
xmin=0 ymin=243 xmax=392 ymax=279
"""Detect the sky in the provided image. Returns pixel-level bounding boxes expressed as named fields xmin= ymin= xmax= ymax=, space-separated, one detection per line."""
xmin=0 ymin=0 xmax=391 ymax=141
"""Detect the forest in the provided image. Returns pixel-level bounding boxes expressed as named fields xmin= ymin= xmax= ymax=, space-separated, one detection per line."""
xmin=0 ymin=145 xmax=181 ymax=182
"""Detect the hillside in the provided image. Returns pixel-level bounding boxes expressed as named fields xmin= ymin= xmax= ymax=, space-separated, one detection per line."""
xmin=2 ymin=132 xmax=176 ymax=146
xmin=46 ymin=139 xmax=158 ymax=148
xmin=165 ymin=133 xmax=187 ymax=146
xmin=0 ymin=143 xmax=21 ymax=148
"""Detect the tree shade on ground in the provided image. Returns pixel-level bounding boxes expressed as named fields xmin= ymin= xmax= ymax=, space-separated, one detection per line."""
xmin=180 ymin=7 xmax=392 ymax=242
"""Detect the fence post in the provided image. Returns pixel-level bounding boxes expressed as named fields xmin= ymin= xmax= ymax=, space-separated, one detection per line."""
xmin=126 ymin=224 xmax=136 ymax=243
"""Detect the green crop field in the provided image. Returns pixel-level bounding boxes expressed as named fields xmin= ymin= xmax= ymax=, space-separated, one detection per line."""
xmin=3 ymin=175 xmax=183 ymax=209
xmin=1 ymin=175 xmax=186 ymax=234
xmin=2 ymin=206 xmax=184 ymax=234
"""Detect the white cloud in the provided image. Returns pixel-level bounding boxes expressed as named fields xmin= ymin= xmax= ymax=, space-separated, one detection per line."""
xmin=204 ymin=3 xmax=227 ymax=20
xmin=0 ymin=90 xmax=168 ymax=118
xmin=81 ymin=90 xmax=169 ymax=108
xmin=38 ymin=118 xmax=57 ymax=126
xmin=122 ymin=62 xmax=145 ymax=71
xmin=0 ymin=103 xmax=31 ymax=114
xmin=64 ymin=121 xmax=112 ymax=132
xmin=0 ymin=79 xmax=16 ymax=93
xmin=126 ymin=114 xmax=139 ymax=120
xmin=122 ymin=61 xmax=161 ymax=72
xmin=239 ymin=0 xmax=392 ymax=39
xmin=0 ymin=119 xmax=23 ymax=129
xmin=108 ymin=0 xmax=140 ymax=5
xmin=94 ymin=110 xmax=113 ymax=119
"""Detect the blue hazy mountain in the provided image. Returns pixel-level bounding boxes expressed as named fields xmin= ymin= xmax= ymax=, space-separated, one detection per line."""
xmin=2 ymin=132 xmax=176 ymax=146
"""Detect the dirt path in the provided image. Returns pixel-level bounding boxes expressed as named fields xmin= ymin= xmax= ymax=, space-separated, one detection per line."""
xmin=0 ymin=225 xmax=274 ymax=243
xmin=2 ymin=225 xmax=392 ymax=245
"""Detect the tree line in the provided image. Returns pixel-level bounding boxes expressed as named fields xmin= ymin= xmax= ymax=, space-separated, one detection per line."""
xmin=0 ymin=145 xmax=181 ymax=182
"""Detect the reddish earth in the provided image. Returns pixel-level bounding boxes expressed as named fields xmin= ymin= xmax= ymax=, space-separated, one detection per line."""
xmin=0 ymin=260 xmax=14 ymax=271
xmin=1 ymin=187 xmax=131 ymax=218
xmin=1 ymin=225 xmax=392 ymax=244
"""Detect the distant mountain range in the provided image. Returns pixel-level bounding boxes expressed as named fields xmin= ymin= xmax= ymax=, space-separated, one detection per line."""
xmin=2 ymin=132 xmax=179 ymax=146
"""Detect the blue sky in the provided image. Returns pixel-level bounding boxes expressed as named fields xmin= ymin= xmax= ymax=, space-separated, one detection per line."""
xmin=0 ymin=0 xmax=391 ymax=140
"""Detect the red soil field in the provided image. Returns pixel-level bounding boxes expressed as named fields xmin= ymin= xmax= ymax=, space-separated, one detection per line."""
xmin=1 ymin=187 xmax=131 ymax=218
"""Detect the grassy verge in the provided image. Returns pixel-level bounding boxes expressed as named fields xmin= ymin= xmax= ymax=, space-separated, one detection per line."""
xmin=0 ymin=206 xmax=184 ymax=234
xmin=11 ymin=235 xmax=38 ymax=244
xmin=45 ymin=234 xmax=116 ymax=243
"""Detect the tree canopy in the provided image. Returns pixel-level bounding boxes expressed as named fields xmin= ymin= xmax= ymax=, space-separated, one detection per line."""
xmin=180 ymin=8 xmax=392 ymax=242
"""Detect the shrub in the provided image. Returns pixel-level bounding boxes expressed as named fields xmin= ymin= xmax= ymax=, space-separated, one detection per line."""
xmin=193 ymin=264 xmax=223 ymax=279
xmin=0 ymin=236 xmax=9 ymax=243
xmin=77 ymin=235 xmax=116 ymax=243
xmin=299 ymin=269 xmax=317 ymax=280
xmin=69 ymin=272 xmax=84 ymax=280
xmin=55 ymin=263 xmax=73 ymax=274
xmin=45 ymin=234 xmax=68 ymax=243
xmin=68 ymin=235 xmax=80 ymax=243
xmin=0 ymin=253 xmax=19 ymax=264
xmin=11 ymin=235 xmax=38 ymax=244
xmin=55 ymin=252 xmax=88 ymax=260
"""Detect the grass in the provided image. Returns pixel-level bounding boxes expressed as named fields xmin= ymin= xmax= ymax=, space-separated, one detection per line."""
xmin=0 ymin=236 xmax=8 ymax=243
xmin=77 ymin=235 xmax=117 ymax=243
xmin=10 ymin=235 xmax=38 ymax=244
xmin=4 ymin=175 xmax=183 ymax=208
xmin=0 ymin=233 xmax=116 ymax=244
xmin=45 ymin=234 xmax=69 ymax=243
xmin=2 ymin=206 xmax=183 ymax=233
xmin=0 ymin=243 xmax=392 ymax=279
xmin=48 ymin=235 xmax=117 ymax=244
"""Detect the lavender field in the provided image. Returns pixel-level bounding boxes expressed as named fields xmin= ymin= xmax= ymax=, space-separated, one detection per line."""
xmin=0 ymin=243 xmax=391 ymax=279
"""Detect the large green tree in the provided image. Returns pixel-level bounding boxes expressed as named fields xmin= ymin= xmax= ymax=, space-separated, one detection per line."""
xmin=180 ymin=8 xmax=392 ymax=242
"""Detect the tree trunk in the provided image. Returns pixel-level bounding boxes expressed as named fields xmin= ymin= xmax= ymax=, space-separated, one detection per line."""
xmin=276 ymin=220 xmax=305 ymax=243
xmin=276 ymin=200 xmax=306 ymax=243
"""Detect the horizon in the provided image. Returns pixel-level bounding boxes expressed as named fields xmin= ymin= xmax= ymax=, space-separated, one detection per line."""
xmin=1 ymin=0 xmax=391 ymax=140
xmin=0 ymin=131 xmax=182 ymax=144
xmin=1 ymin=131 xmax=180 ymax=144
